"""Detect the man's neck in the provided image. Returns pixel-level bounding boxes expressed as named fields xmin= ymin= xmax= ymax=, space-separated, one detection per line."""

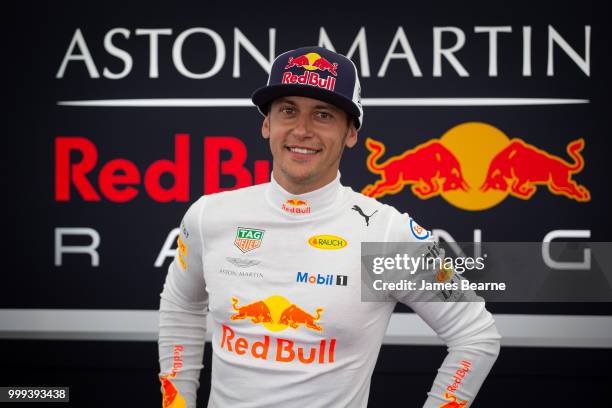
xmin=272 ymin=170 xmax=338 ymax=195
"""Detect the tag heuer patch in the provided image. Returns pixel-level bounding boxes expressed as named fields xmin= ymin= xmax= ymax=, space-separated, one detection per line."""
xmin=234 ymin=227 xmax=265 ymax=253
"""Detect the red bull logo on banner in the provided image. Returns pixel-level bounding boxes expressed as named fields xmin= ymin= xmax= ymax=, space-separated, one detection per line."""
xmin=363 ymin=122 xmax=591 ymax=211
xmin=480 ymin=138 xmax=590 ymax=201
xmin=282 ymin=52 xmax=338 ymax=91
xmin=222 ymin=295 xmax=336 ymax=364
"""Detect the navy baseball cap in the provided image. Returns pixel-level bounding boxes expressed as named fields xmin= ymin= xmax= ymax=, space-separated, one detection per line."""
xmin=251 ymin=46 xmax=363 ymax=129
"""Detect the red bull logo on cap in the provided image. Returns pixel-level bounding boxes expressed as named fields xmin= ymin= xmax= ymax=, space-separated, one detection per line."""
xmin=285 ymin=52 xmax=338 ymax=75
xmin=222 ymin=295 xmax=336 ymax=365
xmin=282 ymin=52 xmax=338 ymax=91
xmin=362 ymin=122 xmax=591 ymax=211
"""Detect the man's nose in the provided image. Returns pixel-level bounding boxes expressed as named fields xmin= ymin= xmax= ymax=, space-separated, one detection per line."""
xmin=291 ymin=113 xmax=313 ymax=138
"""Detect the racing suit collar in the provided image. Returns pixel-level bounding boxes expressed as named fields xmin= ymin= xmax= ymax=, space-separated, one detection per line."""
xmin=266 ymin=171 xmax=342 ymax=217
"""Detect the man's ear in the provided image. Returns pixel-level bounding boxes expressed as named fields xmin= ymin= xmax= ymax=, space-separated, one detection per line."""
xmin=345 ymin=123 xmax=358 ymax=148
xmin=261 ymin=115 xmax=270 ymax=139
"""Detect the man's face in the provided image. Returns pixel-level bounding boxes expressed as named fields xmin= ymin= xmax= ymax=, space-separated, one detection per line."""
xmin=261 ymin=96 xmax=357 ymax=193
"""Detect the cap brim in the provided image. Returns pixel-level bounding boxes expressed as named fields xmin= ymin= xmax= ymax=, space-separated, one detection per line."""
xmin=251 ymin=84 xmax=361 ymax=125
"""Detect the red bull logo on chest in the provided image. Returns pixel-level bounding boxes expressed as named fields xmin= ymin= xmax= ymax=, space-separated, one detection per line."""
xmin=221 ymin=295 xmax=336 ymax=365
xmin=363 ymin=122 xmax=591 ymax=211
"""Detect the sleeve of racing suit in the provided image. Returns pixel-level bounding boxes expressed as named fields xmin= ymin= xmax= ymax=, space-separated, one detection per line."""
xmin=158 ymin=196 xmax=209 ymax=408
xmin=386 ymin=211 xmax=501 ymax=408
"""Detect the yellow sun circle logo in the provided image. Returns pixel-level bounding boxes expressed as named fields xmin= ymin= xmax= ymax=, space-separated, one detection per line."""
xmin=261 ymin=295 xmax=292 ymax=332
xmin=302 ymin=52 xmax=322 ymax=70
xmin=439 ymin=122 xmax=510 ymax=211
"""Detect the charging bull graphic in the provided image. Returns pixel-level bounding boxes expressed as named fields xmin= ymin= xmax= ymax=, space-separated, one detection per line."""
xmin=362 ymin=137 xmax=469 ymax=199
xmin=231 ymin=296 xmax=324 ymax=332
xmin=480 ymin=138 xmax=590 ymax=201
xmin=362 ymin=123 xmax=591 ymax=210
xmin=231 ymin=296 xmax=273 ymax=324
xmin=279 ymin=304 xmax=324 ymax=332
xmin=286 ymin=199 xmax=307 ymax=206
xmin=285 ymin=53 xmax=338 ymax=76
xmin=439 ymin=392 xmax=468 ymax=408
xmin=159 ymin=374 xmax=187 ymax=408
xmin=285 ymin=55 xmax=311 ymax=69
xmin=310 ymin=57 xmax=338 ymax=76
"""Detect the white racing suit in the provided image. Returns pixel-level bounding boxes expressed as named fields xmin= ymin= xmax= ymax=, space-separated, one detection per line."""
xmin=158 ymin=172 xmax=500 ymax=408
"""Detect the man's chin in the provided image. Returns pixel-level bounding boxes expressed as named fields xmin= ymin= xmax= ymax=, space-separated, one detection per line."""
xmin=287 ymin=172 xmax=317 ymax=185
xmin=280 ymin=166 xmax=317 ymax=185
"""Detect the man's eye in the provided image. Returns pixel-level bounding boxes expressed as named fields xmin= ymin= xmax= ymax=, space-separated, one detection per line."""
xmin=280 ymin=106 xmax=294 ymax=114
xmin=317 ymin=111 xmax=332 ymax=119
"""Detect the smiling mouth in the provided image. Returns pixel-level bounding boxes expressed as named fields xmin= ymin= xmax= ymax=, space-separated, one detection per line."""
xmin=286 ymin=146 xmax=322 ymax=155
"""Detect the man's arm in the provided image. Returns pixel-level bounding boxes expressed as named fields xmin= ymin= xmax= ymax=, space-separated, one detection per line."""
xmin=158 ymin=197 xmax=208 ymax=408
xmin=410 ymin=299 xmax=501 ymax=407
xmin=386 ymin=211 xmax=501 ymax=408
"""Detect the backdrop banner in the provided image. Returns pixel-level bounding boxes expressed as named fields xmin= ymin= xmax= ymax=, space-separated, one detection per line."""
xmin=5 ymin=0 xmax=610 ymax=316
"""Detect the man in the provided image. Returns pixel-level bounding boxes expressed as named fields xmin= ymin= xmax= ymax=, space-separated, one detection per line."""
xmin=158 ymin=46 xmax=500 ymax=408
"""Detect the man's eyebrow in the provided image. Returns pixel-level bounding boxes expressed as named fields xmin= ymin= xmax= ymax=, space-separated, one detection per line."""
xmin=276 ymin=98 xmax=297 ymax=106
xmin=313 ymin=103 xmax=339 ymax=111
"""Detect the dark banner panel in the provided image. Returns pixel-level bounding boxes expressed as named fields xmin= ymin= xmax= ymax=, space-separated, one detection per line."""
xmin=5 ymin=0 xmax=610 ymax=315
